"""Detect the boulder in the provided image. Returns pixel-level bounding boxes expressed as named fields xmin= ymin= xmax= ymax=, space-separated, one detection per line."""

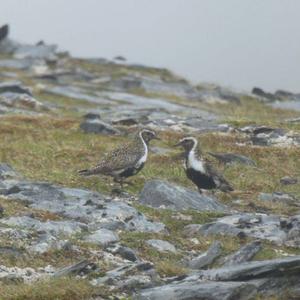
xmin=0 ymin=81 xmax=32 ymax=95
xmin=139 ymin=180 xmax=227 ymax=212
xmin=221 ymin=241 xmax=261 ymax=266
xmin=136 ymin=281 xmax=256 ymax=300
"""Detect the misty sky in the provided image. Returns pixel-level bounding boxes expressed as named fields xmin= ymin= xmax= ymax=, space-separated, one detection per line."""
xmin=0 ymin=0 xmax=299 ymax=92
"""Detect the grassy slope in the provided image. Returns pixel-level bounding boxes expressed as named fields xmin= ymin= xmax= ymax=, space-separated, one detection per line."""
xmin=0 ymin=60 xmax=300 ymax=299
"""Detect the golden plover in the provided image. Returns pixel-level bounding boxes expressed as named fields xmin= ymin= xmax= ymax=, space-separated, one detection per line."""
xmin=175 ymin=137 xmax=233 ymax=192
xmin=79 ymin=129 xmax=159 ymax=186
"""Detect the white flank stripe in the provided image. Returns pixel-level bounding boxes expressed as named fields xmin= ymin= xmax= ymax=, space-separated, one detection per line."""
xmin=137 ymin=131 xmax=148 ymax=167
xmin=187 ymin=139 xmax=206 ymax=173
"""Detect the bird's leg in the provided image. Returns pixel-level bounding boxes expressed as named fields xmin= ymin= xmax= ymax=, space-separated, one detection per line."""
xmin=111 ymin=176 xmax=125 ymax=196
xmin=113 ymin=176 xmax=124 ymax=189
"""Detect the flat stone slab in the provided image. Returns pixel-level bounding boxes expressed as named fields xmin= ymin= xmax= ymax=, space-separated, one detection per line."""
xmin=139 ymin=180 xmax=227 ymax=212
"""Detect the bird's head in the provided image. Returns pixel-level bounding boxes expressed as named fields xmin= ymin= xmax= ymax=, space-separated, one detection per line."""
xmin=140 ymin=129 xmax=159 ymax=144
xmin=175 ymin=137 xmax=198 ymax=152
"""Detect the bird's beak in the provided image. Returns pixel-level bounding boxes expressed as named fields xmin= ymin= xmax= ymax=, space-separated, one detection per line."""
xmin=154 ymin=136 xmax=161 ymax=140
xmin=174 ymin=142 xmax=182 ymax=147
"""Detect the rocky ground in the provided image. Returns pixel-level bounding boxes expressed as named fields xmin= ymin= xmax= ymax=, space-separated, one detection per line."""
xmin=0 ymin=24 xmax=300 ymax=300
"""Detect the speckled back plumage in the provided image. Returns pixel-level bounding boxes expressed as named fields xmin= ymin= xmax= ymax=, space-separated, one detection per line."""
xmin=93 ymin=133 xmax=146 ymax=175
xmin=79 ymin=129 xmax=157 ymax=180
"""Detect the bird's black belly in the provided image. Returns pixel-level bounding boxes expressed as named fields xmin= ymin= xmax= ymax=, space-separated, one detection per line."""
xmin=119 ymin=163 xmax=145 ymax=178
xmin=186 ymin=168 xmax=216 ymax=190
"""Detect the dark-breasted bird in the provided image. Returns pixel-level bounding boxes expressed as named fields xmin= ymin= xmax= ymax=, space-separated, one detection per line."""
xmin=175 ymin=137 xmax=233 ymax=192
xmin=79 ymin=129 xmax=158 ymax=186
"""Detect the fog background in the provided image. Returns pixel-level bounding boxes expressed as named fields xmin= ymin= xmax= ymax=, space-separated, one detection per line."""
xmin=1 ymin=0 xmax=299 ymax=92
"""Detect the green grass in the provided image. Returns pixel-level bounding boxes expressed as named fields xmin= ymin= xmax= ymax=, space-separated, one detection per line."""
xmin=0 ymin=277 xmax=96 ymax=300
xmin=1 ymin=55 xmax=300 ymax=298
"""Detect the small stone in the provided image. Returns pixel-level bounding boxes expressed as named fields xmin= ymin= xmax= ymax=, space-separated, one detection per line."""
xmin=146 ymin=239 xmax=176 ymax=253
xmin=259 ymin=192 xmax=298 ymax=206
xmin=84 ymin=229 xmax=119 ymax=246
xmin=280 ymin=176 xmax=298 ymax=185
xmin=80 ymin=118 xmax=120 ymax=135
xmin=110 ymin=245 xmax=138 ymax=262
xmin=0 ymin=205 xmax=4 ymax=217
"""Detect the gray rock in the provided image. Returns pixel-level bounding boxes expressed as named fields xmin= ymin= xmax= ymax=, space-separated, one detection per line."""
xmin=137 ymin=256 xmax=300 ymax=300
xmin=54 ymin=260 xmax=96 ymax=277
xmin=146 ymin=240 xmax=177 ymax=253
xmin=139 ymin=180 xmax=227 ymax=212
xmin=0 ymin=24 xmax=9 ymax=41
xmin=93 ymin=262 xmax=157 ymax=289
xmin=43 ymin=85 xmax=112 ymax=105
xmin=1 ymin=179 xmax=165 ymax=234
xmin=221 ymin=241 xmax=262 ymax=266
xmin=0 ymin=92 xmax=49 ymax=112
xmin=80 ymin=118 xmax=120 ymax=135
xmin=196 ymin=214 xmax=288 ymax=244
xmin=109 ymin=75 xmax=200 ymax=100
xmin=280 ymin=176 xmax=298 ymax=185
xmin=252 ymin=87 xmax=276 ymax=101
xmin=14 ymin=43 xmax=57 ymax=61
xmin=0 ymin=163 xmax=21 ymax=180
xmin=201 ymin=255 xmax=300 ymax=281
xmin=84 ymin=228 xmax=119 ymax=246
xmin=2 ymin=216 xmax=86 ymax=236
xmin=197 ymin=83 xmax=241 ymax=104
xmin=109 ymin=245 xmax=138 ymax=262
xmin=0 ymin=81 xmax=32 ymax=95
xmin=0 ymin=58 xmax=35 ymax=70
xmin=135 ymin=281 xmax=256 ymax=300
xmin=259 ymin=192 xmax=299 ymax=206
xmin=101 ymin=91 xmax=189 ymax=112
xmin=240 ymin=125 xmax=300 ymax=147
xmin=208 ymin=152 xmax=256 ymax=166
xmin=30 ymin=237 xmax=71 ymax=254
xmin=188 ymin=241 xmax=222 ymax=269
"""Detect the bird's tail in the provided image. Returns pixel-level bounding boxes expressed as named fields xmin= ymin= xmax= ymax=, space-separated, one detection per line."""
xmin=220 ymin=183 xmax=234 ymax=192
xmin=208 ymin=152 xmax=221 ymax=159
xmin=78 ymin=168 xmax=98 ymax=176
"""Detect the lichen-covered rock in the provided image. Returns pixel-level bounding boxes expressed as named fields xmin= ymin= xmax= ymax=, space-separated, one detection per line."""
xmin=84 ymin=229 xmax=119 ymax=246
xmin=187 ymin=241 xmax=222 ymax=269
xmin=146 ymin=240 xmax=177 ymax=253
xmin=220 ymin=241 xmax=262 ymax=266
xmin=139 ymin=180 xmax=227 ymax=212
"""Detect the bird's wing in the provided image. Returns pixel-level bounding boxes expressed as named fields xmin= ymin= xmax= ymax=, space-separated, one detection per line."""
xmin=204 ymin=160 xmax=230 ymax=187
xmin=96 ymin=142 xmax=142 ymax=174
